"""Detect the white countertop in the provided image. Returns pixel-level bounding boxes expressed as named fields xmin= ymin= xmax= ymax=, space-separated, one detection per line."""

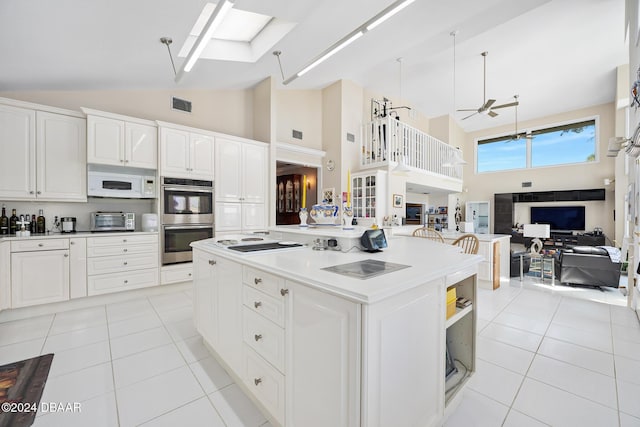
xmin=0 ymin=231 xmax=158 ymax=241
xmin=192 ymin=235 xmax=482 ymax=305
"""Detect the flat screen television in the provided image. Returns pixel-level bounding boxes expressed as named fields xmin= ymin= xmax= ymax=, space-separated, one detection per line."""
xmin=530 ymin=206 xmax=585 ymax=231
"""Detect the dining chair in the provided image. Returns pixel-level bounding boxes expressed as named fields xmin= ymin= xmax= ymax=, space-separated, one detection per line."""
xmin=451 ymin=233 xmax=480 ymax=254
xmin=412 ymin=227 xmax=445 ymax=243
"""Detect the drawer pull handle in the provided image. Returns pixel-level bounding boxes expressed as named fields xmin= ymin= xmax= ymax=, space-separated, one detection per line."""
xmin=38 ymin=243 xmax=44 ymax=247
xmin=280 ymin=288 xmax=289 ymax=296
xmin=254 ymin=334 xmax=262 ymax=341
xmin=124 ymin=280 xmax=128 ymax=284
xmin=30 ymin=191 xmax=34 ymax=194
xmin=123 ymin=248 xmax=128 ymax=252
xmin=254 ymin=301 xmax=262 ymax=309
xmin=208 ymin=259 xmax=216 ymax=266
xmin=254 ymin=378 xmax=262 ymax=386
xmin=254 ymin=277 xmax=262 ymax=285
xmin=123 ymin=262 xmax=128 ymax=266
xmin=123 ymin=239 xmax=127 ymax=243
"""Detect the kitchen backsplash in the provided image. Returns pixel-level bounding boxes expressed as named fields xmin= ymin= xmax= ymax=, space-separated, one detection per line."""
xmin=0 ymin=198 xmax=156 ymax=232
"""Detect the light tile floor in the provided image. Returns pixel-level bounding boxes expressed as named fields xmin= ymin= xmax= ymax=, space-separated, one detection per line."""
xmin=0 ymin=276 xmax=638 ymax=426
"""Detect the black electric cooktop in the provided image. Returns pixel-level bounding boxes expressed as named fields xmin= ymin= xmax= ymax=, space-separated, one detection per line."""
xmin=227 ymin=242 xmax=303 ymax=252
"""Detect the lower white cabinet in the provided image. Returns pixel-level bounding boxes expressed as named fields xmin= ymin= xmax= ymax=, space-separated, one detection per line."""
xmin=11 ymin=247 xmax=70 ymax=308
xmin=69 ymin=237 xmax=87 ymax=299
xmin=87 ymin=234 xmax=159 ymax=296
xmin=161 ymin=263 xmax=193 ymax=285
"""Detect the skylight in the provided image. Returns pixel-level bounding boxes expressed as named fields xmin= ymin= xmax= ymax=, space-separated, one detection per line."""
xmin=179 ymin=3 xmax=295 ymax=63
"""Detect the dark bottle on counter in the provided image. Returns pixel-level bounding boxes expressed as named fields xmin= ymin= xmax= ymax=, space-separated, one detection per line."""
xmin=36 ymin=209 xmax=45 ymax=234
xmin=9 ymin=209 xmax=18 ymax=234
xmin=30 ymin=214 xmax=36 ymax=233
xmin=0 ymin=205 xmax=8 ymax=235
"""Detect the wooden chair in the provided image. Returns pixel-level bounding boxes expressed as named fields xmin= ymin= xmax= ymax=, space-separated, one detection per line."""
xmin=412 ymin=227 xmax=445 ymax=243
xmin=452 ymin=233 xmax=480 ymax=254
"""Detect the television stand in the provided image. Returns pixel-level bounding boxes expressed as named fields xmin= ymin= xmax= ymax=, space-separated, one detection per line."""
xmin=542 ymin=232 xmax=605 ymax=249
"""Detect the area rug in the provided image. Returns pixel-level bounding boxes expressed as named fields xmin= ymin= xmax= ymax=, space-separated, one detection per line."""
xmin=0 ymin=354 xmax=54 ymax=427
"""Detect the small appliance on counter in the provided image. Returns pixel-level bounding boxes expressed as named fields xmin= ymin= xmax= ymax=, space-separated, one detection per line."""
xmin=61 ymin=217 xmax=77 ymax=233
xmin=142 ymin=213 xmax=159 ymax=232
xmin=91 ymin=212 xmax=135 ymax=232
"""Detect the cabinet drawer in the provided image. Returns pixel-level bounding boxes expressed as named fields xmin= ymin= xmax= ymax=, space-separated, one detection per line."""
xmin=87 ymin=268 xmax=158 ymax=296
xmin=244 ymin=346 xmax=285 ymax=425
xmin=87 ymin=243 xmax=157 ymax=258
xmin=161 ymin=265 xmax=193 ymax=284
xmin=86 ymin=234 xmax=158 ymax=247
xmin=243 ymin=285 xmax=284 ymax=328
xmin=243 ymin=266 xmax=285 ymax=299
xmin=243 ymin=307 xmax=285 ymax=372
xmin=11 ymin=239 xmax=69 ymax=252
xmin=87 ymin=252 xmax=158 ymax=275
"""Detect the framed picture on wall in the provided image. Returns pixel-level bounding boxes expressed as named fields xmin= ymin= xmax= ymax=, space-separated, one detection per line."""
xmin=393 ymin=194 xmax=403 ymax=208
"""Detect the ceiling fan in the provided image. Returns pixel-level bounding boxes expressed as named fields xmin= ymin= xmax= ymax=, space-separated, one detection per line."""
xmin=457 ymin=52 xmax=519 ymax=120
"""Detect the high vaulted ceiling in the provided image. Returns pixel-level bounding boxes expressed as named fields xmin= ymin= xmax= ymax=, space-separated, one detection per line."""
xmin=0 ymin=0 xmax=627 ymax=132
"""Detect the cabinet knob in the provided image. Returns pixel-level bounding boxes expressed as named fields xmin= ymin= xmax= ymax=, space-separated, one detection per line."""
xmin=124 ymin=280 xmax=128 ymax=284
xmin=208 ymin=259 xmax=216 ymax=266
xmin=254 ymin=334 xmax=262 ymax=341
xmin=123 ymin=248 xmax=128 ymax=252
xmin=29 ymin=191 xmax=34 ymax=194
xmin=70 ymin=241 xmax=75 ymax=245
xmin=37 ymin=191 xmax=41 ymax=195
xmin=38 ymin=243 xmax=43 ymax=247
xmin=254 ymin=301 xmax=262 ymax=309
xmin=254 ymin=277 xmax=262 ymax=285
xmin=123 ymin=239 xmax=127 ymax=243
xmin=254 ymin=378 xmax=262 ymax=386
xmin=123 ymin=261 xmax=128 ymax=266
xmin=64 ymin=253 xmax=68 ymax=257
xmin=188 ymin=273 xmax=192 ymax=277
xmin=280 ymin=288 xmax=289 ymax=296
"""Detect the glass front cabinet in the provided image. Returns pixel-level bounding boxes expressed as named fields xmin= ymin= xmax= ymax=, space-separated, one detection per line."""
xmin=351 ymin=170 xmax=387 ymax=226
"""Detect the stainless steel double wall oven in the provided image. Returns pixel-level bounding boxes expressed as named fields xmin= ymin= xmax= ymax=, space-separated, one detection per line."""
xmin=161 ymin=177 xmax=214 ymax=265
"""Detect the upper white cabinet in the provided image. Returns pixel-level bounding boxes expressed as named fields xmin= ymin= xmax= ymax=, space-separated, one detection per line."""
xmin=0 ymin=101 xmax=86 ymax=202
xmin=215 ymin=137 xmax=267 ymax=232
xmin=85 ymin=109 xmax=157 ymax=169
xmin=159 ymin=124 xmax=214 ymax=180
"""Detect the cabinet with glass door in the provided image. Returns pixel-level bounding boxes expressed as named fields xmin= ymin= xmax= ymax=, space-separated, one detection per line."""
xmin=276 ymin=174 xmax=302 ymax=225
xmin=351 ymin=170 xmax=387 ymax=226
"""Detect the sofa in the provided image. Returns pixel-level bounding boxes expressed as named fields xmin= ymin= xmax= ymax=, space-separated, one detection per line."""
xmin=553 ymin=246 xmax=621 ymax=288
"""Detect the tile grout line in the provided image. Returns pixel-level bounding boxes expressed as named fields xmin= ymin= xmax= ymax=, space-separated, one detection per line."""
xmin=105 ymin=301 xmax=123 ymax=427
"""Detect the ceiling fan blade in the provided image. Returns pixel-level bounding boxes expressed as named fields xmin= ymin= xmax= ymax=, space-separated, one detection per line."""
xmin=456 ymin=108 xmax=479 ymax=112
xmin=482 ymin=99 xmax=496 ymax=110
xmin=461 ymin=112 xmax=478 ymax=120
xmin=491 ymin=101 xmax=519 ymax=110
xmin=488 ymin=111 xmax=498 ymax=118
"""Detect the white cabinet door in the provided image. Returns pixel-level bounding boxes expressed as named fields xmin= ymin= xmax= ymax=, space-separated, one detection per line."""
xmin=215 ymin=257 xmax=243 ymax=374
xmin=215 ymin=138 xmax=243 ymax=202
xmin=190 ymin=133 xmax=215 ymax=179
xmin=242 ymin=203 xmax=266 ymax=231
xmin=36 ymin=112 xmax=87 ymax=201
xmin=0 ymin=104 xmax=36 ymax=199
xmin=287 ymin=281 xmax=360 ymax=427
xmin=125 ymin=122 xmax=157 ymax=169
xmin=193 ymin=249 xmax=217 ymax=346
xmin=87 ymin=115 xmax=124 ymax=166
xmin=243 ymin=144 xmax=267 ymax=203
xmin=160 ymin=128 xmax=190 ymax=178
xmin=11 ymin=250 xmax=70 ymax=308
xmin=215 ymin=202 xmax=243 ymax=232
xmin=69 ymin=238 xmax=87 ymax=299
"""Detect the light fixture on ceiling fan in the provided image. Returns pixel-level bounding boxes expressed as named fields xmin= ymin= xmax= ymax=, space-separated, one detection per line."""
xmin=457 ymin=51 xmax=518 ymax=120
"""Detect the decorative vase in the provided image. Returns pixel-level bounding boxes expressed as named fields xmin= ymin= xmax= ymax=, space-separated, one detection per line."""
xmin=298 ymin=208 xmax=308 ymax=227
xmin=342 ymin=204 xmax=354 ymax=230
xmin=309 ymin=203 xmax=339 ymax=225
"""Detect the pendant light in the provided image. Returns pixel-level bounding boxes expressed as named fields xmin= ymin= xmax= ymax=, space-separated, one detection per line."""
xmin=392 ymin=57 xmax=411 ymax=174
xmin=443 ymin=30 xmax=467 ymax=169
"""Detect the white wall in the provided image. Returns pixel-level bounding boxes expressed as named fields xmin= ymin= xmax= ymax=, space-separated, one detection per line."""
xmin=275 ymin=89 xmax=322 ymax=149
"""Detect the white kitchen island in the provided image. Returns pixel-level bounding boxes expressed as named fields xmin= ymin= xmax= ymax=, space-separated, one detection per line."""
xmin=191 ymin=233 xmax=482 ymax=427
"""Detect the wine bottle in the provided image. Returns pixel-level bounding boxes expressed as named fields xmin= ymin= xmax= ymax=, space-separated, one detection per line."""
xmin=9 ymin=209 xmax=18 ymax=234
xmin=30 ymin=214 xmax=36 ymax=233
xmin=36 ymin=209 xmax=45 ymax=234
xmin=0 ymin=205 xmax=8 ymax=235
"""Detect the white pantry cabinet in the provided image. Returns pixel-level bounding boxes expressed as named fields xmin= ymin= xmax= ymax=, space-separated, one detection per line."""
xmin=159 ymin=124 xmax=215 ymax=180
xmin=11 ymin=239 xmax=70 ymax=308
xmin=85 ymin=110 xmax=157 ymax=169
xmin=215 ymin=138 xmax=267 ymax=232
xmin=0 ymin=102 xmax=86 ymax=202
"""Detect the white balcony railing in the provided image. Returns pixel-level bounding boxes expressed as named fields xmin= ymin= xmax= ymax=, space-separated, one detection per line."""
xmin=361 ymin=117 xmax=463 ymax=180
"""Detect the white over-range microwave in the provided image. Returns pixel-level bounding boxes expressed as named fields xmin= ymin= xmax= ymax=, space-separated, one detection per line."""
xmin=88 ymin=170 xmax=156 ymax=199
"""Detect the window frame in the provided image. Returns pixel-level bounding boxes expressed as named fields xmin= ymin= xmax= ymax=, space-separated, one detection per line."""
xmin=474 ymin=116 xmax=599 ymax=174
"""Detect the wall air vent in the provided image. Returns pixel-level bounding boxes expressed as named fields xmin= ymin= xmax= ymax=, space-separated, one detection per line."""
xmin=346 ymin=132 xmax=355 ymax=143
xmin=171 ymin=97 xmax=192 ymax=113
xmin=522 ymin=182 xmax=532 ymax=188
xmin=292 ymin=129 xmax=303 ymax=140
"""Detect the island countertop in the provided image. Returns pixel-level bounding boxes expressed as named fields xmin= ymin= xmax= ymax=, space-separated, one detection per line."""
xmin=191 ymin=235 xmax=482 ymax=304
